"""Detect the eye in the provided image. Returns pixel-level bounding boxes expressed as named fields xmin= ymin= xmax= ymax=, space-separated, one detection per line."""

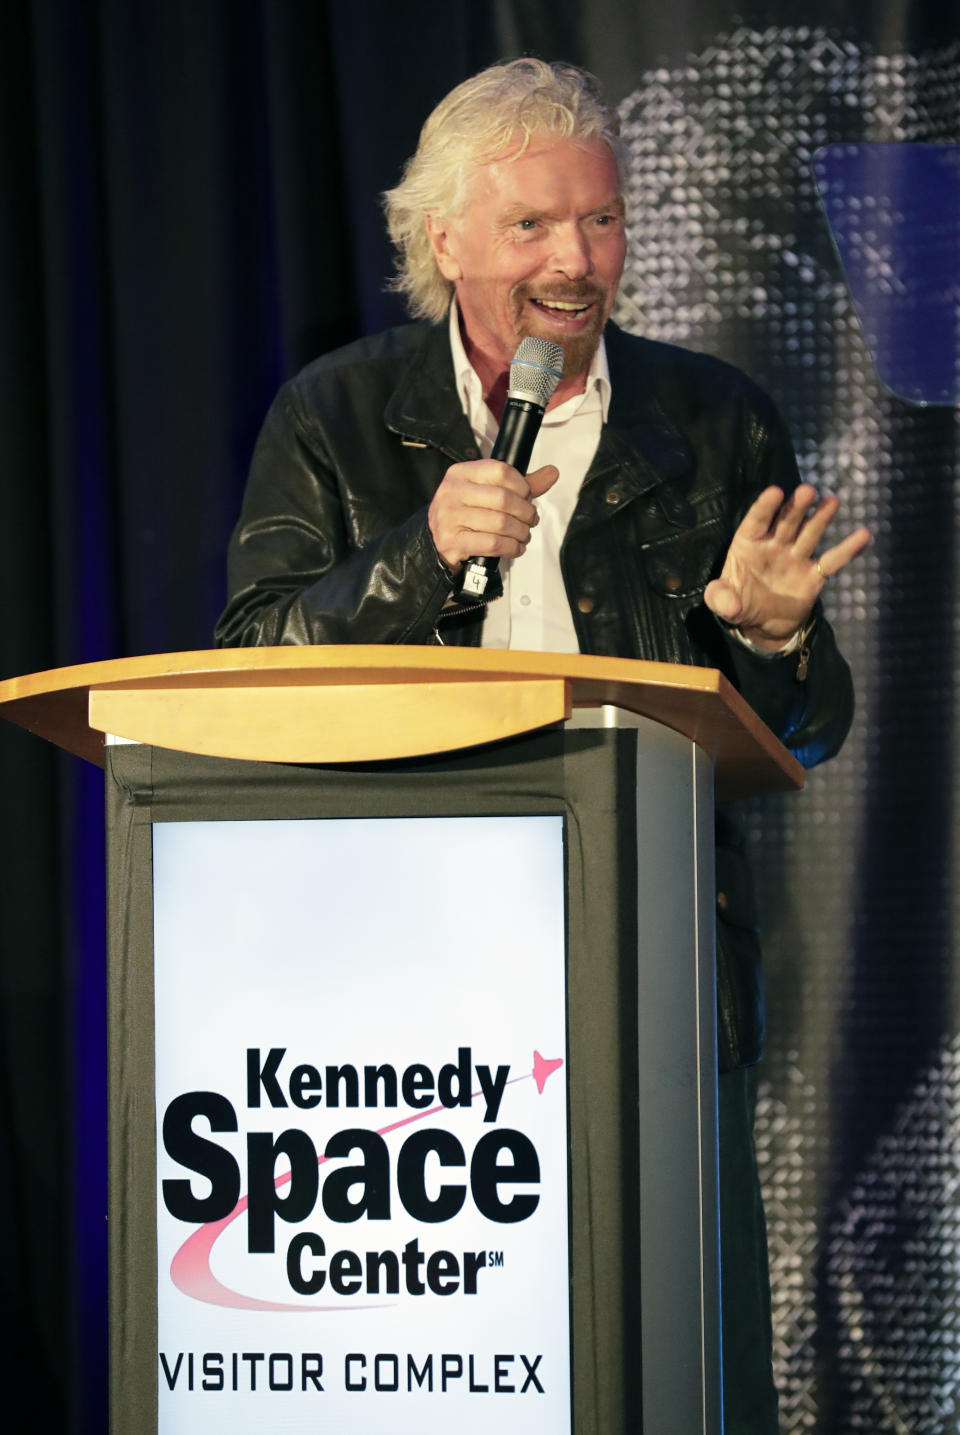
xmin=515 ymin=218 xmax=539 ymax=231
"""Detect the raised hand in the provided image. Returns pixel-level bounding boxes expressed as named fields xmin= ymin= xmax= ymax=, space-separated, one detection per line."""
xmin=704 ymin=484 xmax=871 ymax=651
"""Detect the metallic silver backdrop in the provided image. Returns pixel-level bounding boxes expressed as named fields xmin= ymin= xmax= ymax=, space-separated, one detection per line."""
xmin=607 ymin=23 xmax=960 ymax=1433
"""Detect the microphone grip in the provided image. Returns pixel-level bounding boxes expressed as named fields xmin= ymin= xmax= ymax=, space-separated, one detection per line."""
xmin=490 ymin=398 xmax=542 ymax=470
xmin=459 ymin=399 xmax=544 ymax=602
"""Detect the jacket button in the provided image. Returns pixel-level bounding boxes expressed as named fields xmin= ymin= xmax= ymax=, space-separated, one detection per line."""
xmin=605 ymin=488 xmax=622 ymax=505
xmin=577 ymin=596 xmax=595 ymax=614
xmin=717 ymin=891 xmax=728 ymax=910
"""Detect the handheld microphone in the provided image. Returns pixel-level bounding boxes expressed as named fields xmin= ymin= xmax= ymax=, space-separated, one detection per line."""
xmin=459 ymin=336 xmax=564 ymax=601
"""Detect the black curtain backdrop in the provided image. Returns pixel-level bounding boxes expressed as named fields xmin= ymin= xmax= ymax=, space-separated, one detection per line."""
xmin=1 ymin=2 xmax=957 ymax=1431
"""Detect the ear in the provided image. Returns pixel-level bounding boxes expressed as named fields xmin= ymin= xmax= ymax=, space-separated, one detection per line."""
xmin=425 ymin=215 xmax=462 ymax=282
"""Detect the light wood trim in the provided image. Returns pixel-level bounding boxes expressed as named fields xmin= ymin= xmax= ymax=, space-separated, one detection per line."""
xmin=89 ymin=679 xmax=571 ymax=765
xmin=0 ymin=647 xmax=804 ymax=797
xmin=0 ymin=645 xmax=724 ymax=694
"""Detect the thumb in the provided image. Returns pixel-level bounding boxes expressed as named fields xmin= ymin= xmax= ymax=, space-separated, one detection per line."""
xmin=703 ymin=577 xmax=744 ymax=624
xmin=526 ymin=464 xmax=560 ymax=498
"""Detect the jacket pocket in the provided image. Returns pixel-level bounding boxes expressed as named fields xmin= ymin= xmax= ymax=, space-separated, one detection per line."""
xmin=638 ymin=515 xmax=726 ymax=600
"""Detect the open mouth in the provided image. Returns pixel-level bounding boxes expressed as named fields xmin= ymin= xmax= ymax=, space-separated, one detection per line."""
xmin=528 ymin=296 xmax=597 ymax=323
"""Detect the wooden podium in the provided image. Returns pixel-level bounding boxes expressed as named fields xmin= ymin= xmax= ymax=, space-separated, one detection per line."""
xmin=0 ymin=648 xmax=801 ymax=1435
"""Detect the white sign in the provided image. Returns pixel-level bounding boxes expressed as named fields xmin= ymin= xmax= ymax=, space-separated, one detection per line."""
xmin=153 ymin=815 xmax=570 ymax=1434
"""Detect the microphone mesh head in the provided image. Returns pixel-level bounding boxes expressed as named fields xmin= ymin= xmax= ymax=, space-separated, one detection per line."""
xmin=508 ymin=337 xmax=565 ymax=406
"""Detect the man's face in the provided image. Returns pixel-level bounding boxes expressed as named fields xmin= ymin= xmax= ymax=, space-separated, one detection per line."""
xmin=429 ymin=136 xmax=627 ymax=382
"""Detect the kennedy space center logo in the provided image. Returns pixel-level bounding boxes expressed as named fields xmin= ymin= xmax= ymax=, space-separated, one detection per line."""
xmin=161 ymin=1044 xmax=565 ymax=1311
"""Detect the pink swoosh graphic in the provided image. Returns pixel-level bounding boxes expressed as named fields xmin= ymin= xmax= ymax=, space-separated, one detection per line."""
xmin=169 ymin=1051 xmax=563 ymax=1311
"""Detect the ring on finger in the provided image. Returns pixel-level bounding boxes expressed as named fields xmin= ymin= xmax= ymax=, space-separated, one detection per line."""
xmin=816 ymin=558 xmax=830 ymax=581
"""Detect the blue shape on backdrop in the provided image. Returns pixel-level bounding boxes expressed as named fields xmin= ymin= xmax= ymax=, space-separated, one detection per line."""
xmin=814 ymin=143 xmax=960 ymax=407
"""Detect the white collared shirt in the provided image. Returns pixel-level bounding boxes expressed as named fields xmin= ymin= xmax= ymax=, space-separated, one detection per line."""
xmin=448 ymin=304 xmax=609 ymax=653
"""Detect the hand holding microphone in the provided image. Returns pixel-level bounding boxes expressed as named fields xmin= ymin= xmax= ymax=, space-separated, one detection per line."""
xmin=427 ymin=338 xmax=564 ymax=597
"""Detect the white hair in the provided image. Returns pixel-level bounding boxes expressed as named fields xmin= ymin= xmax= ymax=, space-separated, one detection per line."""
xmin=384 ymin=58 xmax=622 ymax=322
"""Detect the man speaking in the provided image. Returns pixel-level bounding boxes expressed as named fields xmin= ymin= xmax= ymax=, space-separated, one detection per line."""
xmin=217 ymin=58 xmax=869 ymax=1433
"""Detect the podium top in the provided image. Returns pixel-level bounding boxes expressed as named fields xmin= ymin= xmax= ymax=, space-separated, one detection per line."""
xmin=0 ymin=646 xmax=803 ymax=800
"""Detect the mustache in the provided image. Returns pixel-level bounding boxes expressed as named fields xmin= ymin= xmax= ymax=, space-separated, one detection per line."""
xmin=513 ymin=281 xmax=605 ymax=306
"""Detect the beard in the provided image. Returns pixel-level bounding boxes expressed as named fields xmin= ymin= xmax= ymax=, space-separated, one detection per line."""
xmin=510 ymin=280 xmax=610 ymax=379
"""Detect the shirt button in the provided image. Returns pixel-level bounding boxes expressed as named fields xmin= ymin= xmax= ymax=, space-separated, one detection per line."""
xmin=605 ymin=489 xmax=622 ymax=505
xmin=577 ymin=596 xmax=595 ymax=614
xmin=519 ymin=594 xmax=531 ymax=607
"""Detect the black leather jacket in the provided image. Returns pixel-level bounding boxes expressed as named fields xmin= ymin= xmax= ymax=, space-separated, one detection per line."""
xmin=217 ymin=319 xmax=854 ymax=1069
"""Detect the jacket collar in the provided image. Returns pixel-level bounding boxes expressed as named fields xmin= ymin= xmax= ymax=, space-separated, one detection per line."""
xmin=384 ymin=322 xmax=479 ymax=461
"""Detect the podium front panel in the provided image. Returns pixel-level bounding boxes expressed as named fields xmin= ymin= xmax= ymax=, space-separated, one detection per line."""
xmin=106 ymin=723 xmax=719 ymax=1434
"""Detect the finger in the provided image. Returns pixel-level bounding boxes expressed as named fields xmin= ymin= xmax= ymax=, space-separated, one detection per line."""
xmin=703 ymin=578 xmax=744 ymax=624
xmin=793 ymin=492 xmax=841 ymax=559
xmin=442 ymin=463 xmax=556 ymax=524
xmin=449 ymin=527 xmax=531 ymax=561
xmin=770 ymin=483 xmax=820 ymax=544
xmin=816 ymin=525 xmax=872 ymax=578
xmin=735 ymin=487 xmax=786 ymax=541
xmin=437 ymin=473 xmax=540 ymax=526
xmin=526 ymin=464 xmax=560 ymax=498
xmin=451 ymin=504 xmax=538 ymax=546
xmin=446 ymin=458 xmax=534 ymax=498
xmin=458 ymin=485 xmax=540 ymax=524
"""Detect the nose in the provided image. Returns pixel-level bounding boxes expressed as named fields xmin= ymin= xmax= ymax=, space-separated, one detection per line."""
xmin=550 ymin=222 xmax=592 ymax=279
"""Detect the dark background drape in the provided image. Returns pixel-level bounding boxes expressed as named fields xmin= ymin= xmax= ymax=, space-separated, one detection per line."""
xmin=1 ymin=2 xmax=957 ymax=1430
